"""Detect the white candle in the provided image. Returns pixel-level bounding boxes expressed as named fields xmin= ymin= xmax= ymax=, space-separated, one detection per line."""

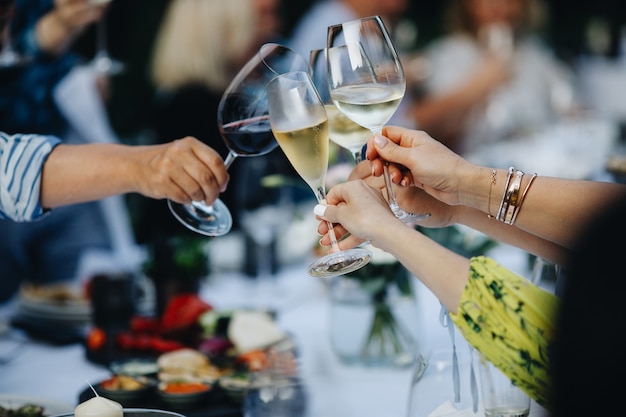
xmin=74 ymin=396 xmax=123 ymax=417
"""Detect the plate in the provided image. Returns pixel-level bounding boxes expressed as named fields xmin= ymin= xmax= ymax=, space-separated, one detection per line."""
xmin=15 ymin=284 xmax=91 ymax=325
xmin=0 ymin=394 xmax=74 ymax=416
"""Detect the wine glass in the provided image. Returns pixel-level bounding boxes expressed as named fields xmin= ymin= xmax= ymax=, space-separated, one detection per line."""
xmin=168 ymin=43 xmax=310 ymax=237
xmin=266 ymin=70 xmax=371 ymax=278
xmin=327 ymin=16 xmax=430 ymax=223
xmin=88 ymin=0 xmax=124 ymax=75
xmin=309 ymin=48 xmax=371 ymax=163
xmin=0 ymin=0 xmax=29 ymax=67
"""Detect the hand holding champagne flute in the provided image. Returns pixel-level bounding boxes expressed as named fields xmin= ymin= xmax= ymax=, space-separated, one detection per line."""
xmin=266 ymin=70 xmax=371 ymax=278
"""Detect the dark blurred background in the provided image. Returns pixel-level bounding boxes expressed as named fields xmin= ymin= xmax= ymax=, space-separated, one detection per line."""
xmin=70 ymin=0 xmax=625 ymax=142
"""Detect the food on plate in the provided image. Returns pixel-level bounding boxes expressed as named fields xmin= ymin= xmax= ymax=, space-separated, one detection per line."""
xmin=100 ymin=375 xmax=147 ymax=391
xmin=158 ymin=381 xmax=211 ymax=394
xmin=74 ymin=396 xmax=122 ymax=417
xmin=227 ymin=310 xmax=287 ymax=353
xmin=0 ymin=404 xmax=46 ymax=417
xmin=20 ymin=283 xmax=88 ymax=306
xmin=157 ymin=348 xmax=226 ymax=384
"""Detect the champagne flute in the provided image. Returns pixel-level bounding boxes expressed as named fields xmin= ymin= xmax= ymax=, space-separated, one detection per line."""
xmin=168 ymin=43 xmax=310 ymax=237
xmin=266 ymin=70 xmax=371 ymax=278
xmin=327 ymin=16 xmax=429 ymax=223
xmin=309 ymin=48 xmax=371 ymax=163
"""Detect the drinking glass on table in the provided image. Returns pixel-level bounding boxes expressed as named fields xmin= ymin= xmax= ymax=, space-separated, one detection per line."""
xmin=266 ymin=70 xmax=371 ymax=278
xmin=327 ymin=16 xmax=429 ymax=223
xmin=476 ymin=352 xmax=530 ymax=417
xmin=168 ymin=43 xmax=310 ymax=237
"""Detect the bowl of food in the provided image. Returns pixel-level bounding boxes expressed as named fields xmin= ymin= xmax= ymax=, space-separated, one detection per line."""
xmin=157 ymin=381 xmax=212 ymax=409
xmin=97 ymin=375 xmax=153 ymax=405
xmin=217 ymin=372 xmax=250 ymax=402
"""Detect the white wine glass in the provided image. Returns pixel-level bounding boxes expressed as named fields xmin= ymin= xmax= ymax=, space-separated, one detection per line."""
xmin=88 ymin=0 xmax=124 ymax=75
xmin=266 ymin=70 xmax=372 ymax=278
xmin=309 ymin=48 xmax=371 ymax=163
xmin=168 ymin=43 xmax=310 ymax=237
xmin=327 ymin=16 xmax=429 ymax=223
xmin=0 ymin=0 xmax=29 ymax=67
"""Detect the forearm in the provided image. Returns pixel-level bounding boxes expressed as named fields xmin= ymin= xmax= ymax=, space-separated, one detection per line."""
xmin=372 ymin=220 xmax=470 ymax=312
xmin=455 ymin=205 xmax=572 ymax=265
xmin=40 ymin=143 xmax=145 ymax=208
xmin=456 ymin=166 xmax=626 ymax=251
xmin=35 ymin=11 xmax=81 ymax=55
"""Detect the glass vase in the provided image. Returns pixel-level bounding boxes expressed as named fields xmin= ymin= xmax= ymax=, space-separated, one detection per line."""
xmin=328 ymin=262 xmax=419 ymax=368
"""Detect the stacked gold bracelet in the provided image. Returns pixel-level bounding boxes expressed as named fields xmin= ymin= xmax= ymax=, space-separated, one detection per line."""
xmin=491 ymin=167 xmax=537 ymax=225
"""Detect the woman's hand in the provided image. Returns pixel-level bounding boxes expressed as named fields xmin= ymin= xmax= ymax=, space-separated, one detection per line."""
xmin=348 ymin=159 xmax=456 ymax=228
xmin=365 ymin=126 xmax=477 ymax=208
xmin=315 ymin=180 xmax=401 ymax=251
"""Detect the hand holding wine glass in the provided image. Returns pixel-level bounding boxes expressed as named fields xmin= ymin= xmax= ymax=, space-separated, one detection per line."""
xmin=326 ymin=16 xmax=429 ymax=223
xmin=266 ymin=70 xmax=371 ymax=278
xmin=168 ymin=43 xmax=310 ymax=237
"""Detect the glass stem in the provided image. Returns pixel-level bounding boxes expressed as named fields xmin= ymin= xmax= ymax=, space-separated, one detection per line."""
xmin=372 ymin=128 xmax=399 ymax=207
xmin=315 ymin=187 xmax=342 ymax=252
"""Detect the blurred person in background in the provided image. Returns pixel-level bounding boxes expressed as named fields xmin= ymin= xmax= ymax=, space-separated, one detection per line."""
xmin=407 ymin=0 xmax=582 ymax=154
xmin=0 ymin=0 xmax=138 ymax=301
xmin=286 ymin=0 xmax=409 ymax=60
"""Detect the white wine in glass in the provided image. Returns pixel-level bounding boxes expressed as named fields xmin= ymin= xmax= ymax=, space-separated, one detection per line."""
xmin=327 ymin=16 xmax=429 ymax=223
xmin=309 ymin=48 xmax=371 ymax=163
xmin=267 ymin=70 xmax=371 ymax=278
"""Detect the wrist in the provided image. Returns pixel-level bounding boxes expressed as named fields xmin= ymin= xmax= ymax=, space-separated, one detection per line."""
xmin=456 ymin=165 xmax=492 ymax=212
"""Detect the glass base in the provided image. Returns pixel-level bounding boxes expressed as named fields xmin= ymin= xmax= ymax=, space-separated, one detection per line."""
xmin=307 ymin=247 xmax=372 ymax=278
xmin=168 ymin=198 xmax=232 ymax=237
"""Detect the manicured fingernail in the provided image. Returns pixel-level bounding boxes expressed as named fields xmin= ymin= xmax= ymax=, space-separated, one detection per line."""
xmin=401 ymin=179 xmax=407 ymax=186
xmin=314 ymin=204 xmax=327 ymax=217
xmin=374 ymin=134 xmax=388 ymax=148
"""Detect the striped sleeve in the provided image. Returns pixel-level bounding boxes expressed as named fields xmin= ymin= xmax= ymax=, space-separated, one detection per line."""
xmin=0 ymin=132 xmax=62 ymax=222
xmin=450 ymin=256 xmax=559 ymax=411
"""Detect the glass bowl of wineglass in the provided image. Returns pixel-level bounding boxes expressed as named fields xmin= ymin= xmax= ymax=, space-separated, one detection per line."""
xmin=168 ymin=43 xmax=310 ymax=237
xmin=326 ymin=16 xmax=430 ymax=223
xmin=309 ymin=48 xmax=372 ymax=164
xmin=266 ymin=70 xmax=371 ymax=278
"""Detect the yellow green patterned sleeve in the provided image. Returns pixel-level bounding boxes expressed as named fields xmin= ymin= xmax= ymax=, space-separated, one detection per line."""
xmin=449 ymin=256 xmax=559 ymax=410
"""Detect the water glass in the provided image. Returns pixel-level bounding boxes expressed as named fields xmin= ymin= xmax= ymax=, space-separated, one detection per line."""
xmin=406 ymin=343 xmax=481 ymax=417
xmin=476 ymin=354 xmax=530 ymax=417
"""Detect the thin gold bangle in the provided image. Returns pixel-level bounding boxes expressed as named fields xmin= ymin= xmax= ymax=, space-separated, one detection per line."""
xmin=496 ymin=167 xmax=514 ymax=221
xmin=487 ymin=169 xmax=497 ymax=219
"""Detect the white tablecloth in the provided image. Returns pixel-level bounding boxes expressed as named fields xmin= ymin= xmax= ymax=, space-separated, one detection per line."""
xmin=0 ymin=251 xmax=548 ymax=417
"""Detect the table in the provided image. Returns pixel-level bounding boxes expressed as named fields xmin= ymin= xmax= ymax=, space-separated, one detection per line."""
xmin=0 ymin=244 xmax=548 ymax=417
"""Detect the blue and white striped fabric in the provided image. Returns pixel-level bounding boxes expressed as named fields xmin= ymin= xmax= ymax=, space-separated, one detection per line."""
xmin=0 ymin=131 xmax=61 ymax=222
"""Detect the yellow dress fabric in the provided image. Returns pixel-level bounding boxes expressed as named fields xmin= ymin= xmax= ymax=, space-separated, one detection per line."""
xmin=450 ymin=256 xmax=559 ymax=411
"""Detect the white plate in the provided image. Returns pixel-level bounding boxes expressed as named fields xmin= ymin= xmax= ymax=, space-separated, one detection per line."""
xmin=0 ymin=394 xmax=74 ymax=416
